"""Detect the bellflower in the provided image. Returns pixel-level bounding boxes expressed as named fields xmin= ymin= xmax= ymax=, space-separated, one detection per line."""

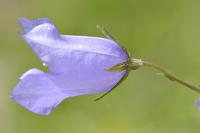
xmin=12 ymin=18 xmax=128 ymax=115
xmin=12 ymin=17 xmax=200 ymax=116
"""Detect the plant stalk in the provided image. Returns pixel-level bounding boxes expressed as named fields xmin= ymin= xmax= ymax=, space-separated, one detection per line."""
xmin=141 ymin=60 xmax=200 ymax=93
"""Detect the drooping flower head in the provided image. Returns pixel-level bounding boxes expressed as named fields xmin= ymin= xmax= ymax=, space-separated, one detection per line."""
xmin=12 ymin=18 xmax=129 ymax=115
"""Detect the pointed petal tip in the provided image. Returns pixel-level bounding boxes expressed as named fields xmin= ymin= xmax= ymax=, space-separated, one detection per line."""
xmin=11 ymin=92 xmax=52 ymax=115
xmin=19 ymin=68 xmax=42 ymax=80
xmin=22 ymin=23 xmax=59 ymax=41
xmin=12 ymin=68 xmax=68 ymax=115
xmin=18 ymin=17 xmax=54 ymax=33
xmin=11 ymin=88 xmax=59 ymax=116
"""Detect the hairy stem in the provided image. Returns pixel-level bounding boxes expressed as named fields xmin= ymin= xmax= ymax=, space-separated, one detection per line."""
xmin=141 ymin=60 xmax=200 ymax=93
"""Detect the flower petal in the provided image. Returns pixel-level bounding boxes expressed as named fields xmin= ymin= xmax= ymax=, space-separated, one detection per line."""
xmin=12 ymin=68 xmax=126 ymax=115
xmin=19 ymin=18 xmax=53 ymax=33
xmin=22 ymin=21 xmax=128 ymax=74
xmin=11 ymin=68 xmax=67 ymax=115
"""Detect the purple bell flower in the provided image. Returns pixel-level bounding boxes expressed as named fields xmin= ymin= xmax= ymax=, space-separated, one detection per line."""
xmin=12 ymin=18 xmax=128 ymax=115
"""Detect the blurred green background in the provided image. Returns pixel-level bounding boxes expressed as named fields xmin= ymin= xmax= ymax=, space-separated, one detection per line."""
xmin=0 ymin=0 xmax=200 ymax=133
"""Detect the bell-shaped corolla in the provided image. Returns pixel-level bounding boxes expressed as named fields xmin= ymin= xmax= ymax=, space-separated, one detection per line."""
xmin=11 ymin=18 xmax=128 ymax=115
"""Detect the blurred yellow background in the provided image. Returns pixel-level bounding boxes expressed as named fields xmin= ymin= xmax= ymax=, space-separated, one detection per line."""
xmin=0 ymin=0 xmax=200 ymax=133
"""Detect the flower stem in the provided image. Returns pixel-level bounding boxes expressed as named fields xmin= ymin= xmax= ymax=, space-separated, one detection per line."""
xmin=141 ymin=60 xmax=200 ymax=93
xmin=96 ymin=58 xmax=200 ymax=101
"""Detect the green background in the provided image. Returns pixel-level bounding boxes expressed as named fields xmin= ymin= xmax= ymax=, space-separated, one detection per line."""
xmin=0 ymin=0 xmax=200 ymax=132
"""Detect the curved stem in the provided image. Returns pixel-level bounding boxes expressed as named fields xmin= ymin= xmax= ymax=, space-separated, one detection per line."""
xmin=96 ymin=58 xmax=200 ymax=101
xmin=142 ymin=60 xmax=200 ymax=93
